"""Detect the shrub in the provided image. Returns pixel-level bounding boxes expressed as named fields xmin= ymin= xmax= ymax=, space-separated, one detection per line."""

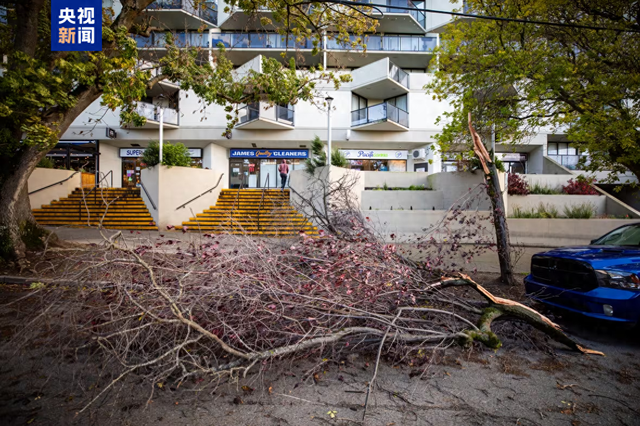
xmin=304 ymin=136 xmax=347 ymax=174
xmin=563 ymin=203 xmax=595 ymax=219
xmin=508 ymin=173 xmax=530 ymax=195
xmin=37 ymin=157 xmax=55 ymax=169
xmin=562 ymin=176 xmax=599 ymax=195
xmin=142 ymin=141 xmax=191 ymax=168
xmin=512 ymin=203 xmax=560 ymax=219
xmin=529 ymin=182 xmax=561 ymax=195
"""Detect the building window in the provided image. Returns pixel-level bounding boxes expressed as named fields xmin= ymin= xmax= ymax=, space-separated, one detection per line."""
xmin=385 ymin=94 xmax=408 ymax=111
xmin=547 ymin=142 xmax=588 ymax=170
xmin=351 ymin=93 xmax=367 ymax=112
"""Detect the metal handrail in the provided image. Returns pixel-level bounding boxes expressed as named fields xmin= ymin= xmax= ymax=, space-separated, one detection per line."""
xmin=28 ymin=161 xmax=90 ymax=195
xmin=176 ymin=173 xmax=224 ymax=210
xmin=232 ymin=174 xmax=245 ymax=211
xmin=257 ymin=173 xmax=269 ymax=231
xmin=77 ymin=170 xmax=114 ymax=220
xmin=139 ymin=176 xmax=157 ymax=211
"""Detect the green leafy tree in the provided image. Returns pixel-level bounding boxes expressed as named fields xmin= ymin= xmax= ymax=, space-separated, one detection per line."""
xmin=142 ymin=141 xmax=191 ymax=167
xmin=304 ymin=135 xmax=347 ymax=175
xmin=426 ymin=0 xmax=640 ymax=181
xmin=0 ymin=0 xmax=376 ymax=259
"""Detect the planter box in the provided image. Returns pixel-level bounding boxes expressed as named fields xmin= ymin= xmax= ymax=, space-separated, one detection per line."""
xmin=508 ymin=194 xmax=605 ymax=216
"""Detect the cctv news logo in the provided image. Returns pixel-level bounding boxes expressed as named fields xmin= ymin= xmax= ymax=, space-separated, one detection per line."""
xmin=51 ymin=0 xmax=102 ymax=51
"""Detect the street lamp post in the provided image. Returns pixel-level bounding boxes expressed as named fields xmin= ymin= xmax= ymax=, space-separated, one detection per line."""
xmin=157 ymin=94 xmax=165 ymax=164
xmin=325 ymin=95 xmax=334 ymax=167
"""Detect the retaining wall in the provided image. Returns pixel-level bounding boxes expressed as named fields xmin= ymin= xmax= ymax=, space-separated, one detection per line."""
xmin=361 ymin=190 xmax=444 ymax=210
xmin=508 ymin=194 xmax=606 ymax=216
xmin=28 ymin=168 xmax=82 ymax=209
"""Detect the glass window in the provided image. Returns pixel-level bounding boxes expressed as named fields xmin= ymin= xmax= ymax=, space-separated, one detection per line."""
xmin=558 ymin=142 xmax=568 ymax=155
xmin=567 ymin=145 xmax=577 ymax=155
xmin=547 ymin=142 xmax=557 ymax=155
xmin=352 ymin=93 xmax=366 ymax=111
xmin=386 ymin=94 xmax=407 ymax=111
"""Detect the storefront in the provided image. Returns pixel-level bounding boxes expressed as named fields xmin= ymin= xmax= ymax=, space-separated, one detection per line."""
xmin=46 ymin=141 xmax=98 ymax=173
xmin=339 ymin=149 xmax=408 ymax=172
xmin=119 ymin=147 xmax=203 ymax=188
xmin=229 ymin=149 xmax=309 ymax=188
xmin=497 ymin=153 xmax=528 ymax=174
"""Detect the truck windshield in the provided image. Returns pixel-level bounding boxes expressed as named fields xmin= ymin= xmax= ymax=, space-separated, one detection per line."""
xmin=592 ymin=224 xmax=640 ymax=246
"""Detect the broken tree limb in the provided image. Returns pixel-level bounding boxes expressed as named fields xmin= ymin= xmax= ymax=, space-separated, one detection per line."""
xmin=468 ymin=113 xmax=516 ymax=286
xmin=442 ymin=275 xmax=605 ymax=356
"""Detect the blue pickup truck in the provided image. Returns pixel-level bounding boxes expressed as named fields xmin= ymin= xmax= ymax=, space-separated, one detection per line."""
xmin=524 ymin=223 xmax=640 ymax=324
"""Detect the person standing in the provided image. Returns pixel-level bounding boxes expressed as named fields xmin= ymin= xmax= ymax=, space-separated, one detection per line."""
xmin=278 ymin=159 xmax=289 ymax=189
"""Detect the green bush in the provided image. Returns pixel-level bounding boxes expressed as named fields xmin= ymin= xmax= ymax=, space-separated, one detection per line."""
xmin=142 ymin=141 xmax=191 ymax=168
xmin=512 ymin=203 xmax=560 ymax=218
xmin=37 ymin=157 xmax=55 ymax=169
xmin=563 ymin=203 xmax=595 ymax=219
xmin=529 ymin=182 xmax=562 ymax=195
xmin=304 ymin=136 xmax=347 ymax=175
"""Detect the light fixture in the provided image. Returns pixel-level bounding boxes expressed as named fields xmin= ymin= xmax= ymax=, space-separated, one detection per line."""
xmin=251 ymin=143 xmax=257 ymax=148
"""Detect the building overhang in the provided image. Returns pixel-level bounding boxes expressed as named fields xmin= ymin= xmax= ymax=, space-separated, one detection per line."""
xmin=123 ymin=120 xmax=180 ymax=130
xmin=220 ymin=10 xmax=275 ymax=31
xmin=236 ymin=118 xmax=294 ymax=130
xmin=352 ymin=78 xmax=408 ymax=100
xmin=327 ymin=51 xmax=434 ymax=69
xmin=143 ymin=9 xmax=217 ymax=30
xmin=373 ymin=13 xmax=425 ymax=34
xmin=352 ymin=120 xmax=409 ymax=132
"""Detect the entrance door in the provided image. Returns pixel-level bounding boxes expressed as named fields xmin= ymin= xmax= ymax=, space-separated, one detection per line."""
xmin=229 ymin=159 xmax=261 ymax=188
xmin=122 ymin=158 xmax=145 ymax=188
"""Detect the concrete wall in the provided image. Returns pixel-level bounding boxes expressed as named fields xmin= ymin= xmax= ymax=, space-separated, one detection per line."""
xmin=351 ymin=58 xmax=389 ymax=89
xmin=521 ymin=174 xmax=570 ymax=190
xmin=99 ymin=143 xmax=121 ymax=188
xmin=28 ymin=168 xmax=81 ymax=209
xmin=542 ymin=156 xmax=572 ymax=175
xmin=365 ymin=209 xmax=636 ymax=247
xmin=508 ymin=195 xmax=605 ymax=216
xmin=364 ymin=171 xmax=429 ymax=188
xmin=427 ymin=171 xmax=494 ymax=210
xmin=362 ymin=190 xmax=444 ymax=210
xmin=140 ymin=165 xmax=225 ymax=228
xmin=203 ymin=143 xmax=229 ymax=189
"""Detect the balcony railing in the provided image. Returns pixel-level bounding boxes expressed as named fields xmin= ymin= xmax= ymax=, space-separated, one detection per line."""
xmin=147 ymin=0 xmax=218 ymax=25
xmin=132 ymin=32 xmax=210 ymax=48
xmin=238 ymin=103 xmax=295 ymax=126
xmin=356 ymin=0 xmax=426 ymax=28
xmin=389 ymin=61 xmax=409 ymax=87
xmin=135 ymin=102 xmax=179 ymax=126
xmin=547 ymin=155 xmax=590 ymax=170
xmin=351 ymin=102 xmax=408 ymax=128
xmin=327 ymin=34 xmax=437 ymax=52
xmin=212 ymin=33 xmax=315 ymax=49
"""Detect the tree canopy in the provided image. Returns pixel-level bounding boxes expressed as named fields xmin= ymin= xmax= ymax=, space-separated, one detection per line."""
xmin=426 ymin=0 xmax=640 ymax=181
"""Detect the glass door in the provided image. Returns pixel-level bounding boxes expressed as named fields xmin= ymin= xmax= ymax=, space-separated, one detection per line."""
xmin=229 ymin=159 xmax=244 ymax=188
xmin=122 ymin=158 xmax=144 ymax=188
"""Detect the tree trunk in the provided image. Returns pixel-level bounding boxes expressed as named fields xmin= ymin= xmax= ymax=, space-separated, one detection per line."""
xmin=468 ymin=114 xmax=516 ymax=286
xmin=0 ymin=146 xmax=50 ymax=260
xmin=484 ymin=164 xmax=516 ymax=286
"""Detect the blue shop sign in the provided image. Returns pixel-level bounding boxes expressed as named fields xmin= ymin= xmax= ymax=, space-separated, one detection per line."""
xmin=230 ymin=149 xmax=309 ymax=159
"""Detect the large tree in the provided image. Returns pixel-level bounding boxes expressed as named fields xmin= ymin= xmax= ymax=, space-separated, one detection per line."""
xmin=0 ymin=0 xmax=375 ymax=260
xmin=426 ymin=0 xmax=640 ymax=178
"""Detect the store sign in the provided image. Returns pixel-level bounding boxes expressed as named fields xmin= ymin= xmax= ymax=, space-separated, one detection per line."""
xmin=119 ymin=148 xmax=202 ymax=158
xmin=501 ymin=153 xmax=527 ymax=162
xmin=339 ymin=150 xmax=408 ymax=160
xmin=229 ymin=149 xmax=309 ymax=159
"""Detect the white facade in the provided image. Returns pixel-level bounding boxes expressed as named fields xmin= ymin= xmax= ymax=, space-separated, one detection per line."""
xmin=58 ymin=0 xmax=593 ymax=190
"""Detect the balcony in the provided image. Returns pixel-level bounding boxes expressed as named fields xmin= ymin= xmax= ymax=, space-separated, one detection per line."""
xmin=126 ymin=102 xmax=180 ymax=129
xmin=132 ymin=32 xmax=210 ymax=49
xmin=211 ymin=33 xmax=318 ymax=66
xmin=356 ymin=0 xmax=426 ymax=33
xmin=219 ymin=6 xmax=273 ymax=31
xmin=547 ymin=155 xmax=590 ymax=171
xmin=236 ymin=102 xmax=295 ymax=130
xmin=351 ymin=102 xmax=408 ymax=131
xmin=145 ymin=0 xmax=217 ymax=28
xmin=326 ymin=34 xmax=437 ymax=68
xmin=351 ymin=58 xmax=409 ymax=99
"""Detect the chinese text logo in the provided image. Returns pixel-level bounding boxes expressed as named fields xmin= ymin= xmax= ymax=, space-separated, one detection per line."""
xmin=51 ymin=0 xmax=101 ymax=51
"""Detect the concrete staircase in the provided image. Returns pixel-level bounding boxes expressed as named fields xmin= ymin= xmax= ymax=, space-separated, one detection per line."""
xmin=182 ymin=189 xmax=318 ymax=236
xmin=32 ymin=187 xmax=158 ymax=230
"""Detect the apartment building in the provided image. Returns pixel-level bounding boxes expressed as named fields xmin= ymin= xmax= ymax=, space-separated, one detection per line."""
xmin=53 ymin=0 xmax=604 ymax=190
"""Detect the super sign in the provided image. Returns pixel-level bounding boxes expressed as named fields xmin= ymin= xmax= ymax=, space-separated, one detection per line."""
xmin=51 ymin=0 xmax=101 ymax=51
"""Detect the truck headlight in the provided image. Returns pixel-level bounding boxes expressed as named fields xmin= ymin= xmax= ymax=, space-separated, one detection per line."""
xmin=595 ymin=269 xmax=640 ymax=290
